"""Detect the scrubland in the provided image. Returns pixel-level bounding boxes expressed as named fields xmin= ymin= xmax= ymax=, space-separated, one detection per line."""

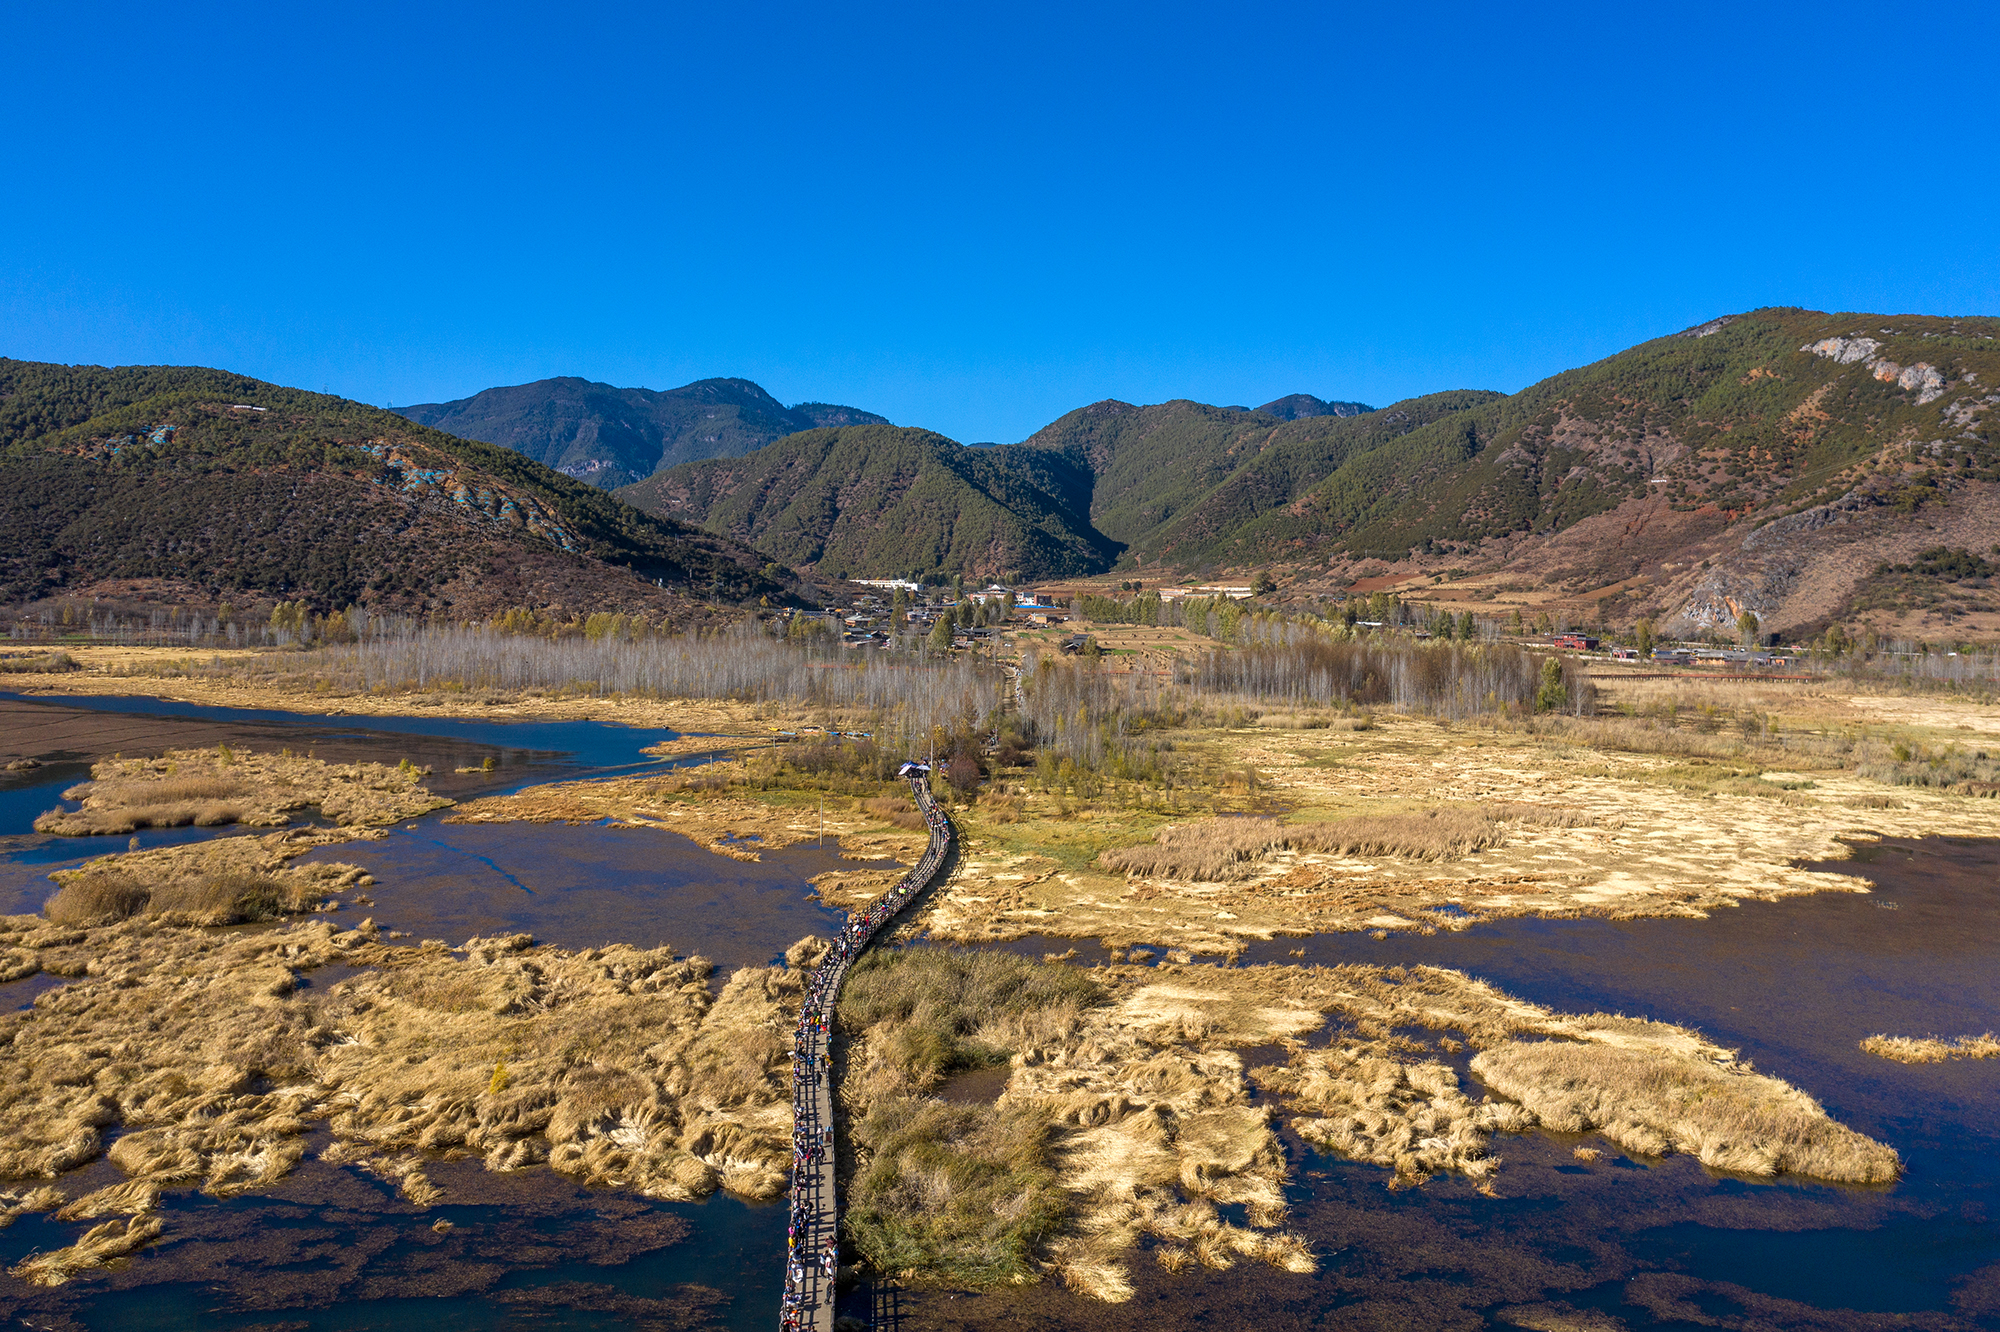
xmin=33 ymin=745 xmax=449 ymax=837
xmin=0 ymin=908 xmax=816 ymax=1286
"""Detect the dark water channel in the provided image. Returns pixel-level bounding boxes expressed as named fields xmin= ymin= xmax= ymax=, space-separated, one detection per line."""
xmin=916 ymin=837 xmax=2000 ymax=1331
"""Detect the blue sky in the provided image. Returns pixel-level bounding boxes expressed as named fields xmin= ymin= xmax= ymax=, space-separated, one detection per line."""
xmin=5 ymin=1 xmax=1997 ymax=444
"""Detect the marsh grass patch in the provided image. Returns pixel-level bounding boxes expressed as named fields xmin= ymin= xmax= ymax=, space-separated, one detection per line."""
xmin=1860 ymin=1032 xmax=2000 ymax=1064
xmin=1100 ymin=804 xmax=1600 ymax=881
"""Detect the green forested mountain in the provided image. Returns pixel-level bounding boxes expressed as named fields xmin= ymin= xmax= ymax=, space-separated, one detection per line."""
xmin=17 ymin=309 xmax=1992 ymax=635
xmin=617 ymin=309 xmax=2000 ymax=641
xmin=395 ymin=376 xmax=888 ymax=489
xmin=0 ymin=359 xmax=791 ymax=615
xmin=618 ymin=424 xmax=1117 ymax=580
xmin=1015 ymin=393 xmax=1495 ymax=557
xmin=1192 ymin=309 xmax=2000 ymax=564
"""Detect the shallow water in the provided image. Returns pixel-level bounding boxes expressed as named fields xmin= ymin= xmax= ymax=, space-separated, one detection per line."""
xmin=0 ymin=695 xmax=836 ymax=1331
xmin=0 ymin=690 xmax=702 ymax=770
xmin=0 ymin=690 xmax=727 ymax=918
xmin=0 ymin=1147 xmax=786 ymax=1331
xmin=295 ymin=817 xmax=881 ymax=972
xmin=906 ymin=837 xmax=2000 ymax=1330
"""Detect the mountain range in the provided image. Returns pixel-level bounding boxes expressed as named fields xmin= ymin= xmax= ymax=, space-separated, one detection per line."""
xmin=395 ymin=377 xmax=888 ymax=490
xmin=615 ymin=308 xmax=2000 ymax=639
xmin=8 ymin=307 xmax=1996 ymax=641
xmin=0 ymin=360 xmax=792 ymax=620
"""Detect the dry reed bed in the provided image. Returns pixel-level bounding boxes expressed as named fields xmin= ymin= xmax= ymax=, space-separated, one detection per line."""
xmin=33 ymin=747 xmax=450 ymax=837
xmin=1860 ymin=1033 xmax=2000 ymax=1064
xmin=0 ymin=914 xmax=817 ymax=1286
xmin=1100 ymin=805 xmax=1597 ymax=882
xmin=837 ymin=949 xmax=1315 ymax=1302
xmin=849 ymin=957 xmax=1905 ymax=1304
xmin=31 ymin=830 xmax=377 ymax=936
xmin=1469 ymin=1041 xmax=1899 ymax=1183
xmin=1261 ymin=965 xmax=1899 ymax=1187
xmin=841 ymin=952 xmax=1893 ymax=1303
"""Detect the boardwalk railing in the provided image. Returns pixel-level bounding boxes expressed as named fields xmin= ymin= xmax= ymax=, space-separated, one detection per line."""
xmin=781 ymin=775 xmax=953 ymax=1332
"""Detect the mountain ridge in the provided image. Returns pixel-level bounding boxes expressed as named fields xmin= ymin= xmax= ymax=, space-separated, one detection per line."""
xmin=0 ymin=359 xmax=796 ymax=619
xmin=619 ymin=424 xmax=1118 ymax=581
xmin=620 ymin=308 xmax=2000 ymax=639
xmin=395 ymin=376 xmax=888 ymax=489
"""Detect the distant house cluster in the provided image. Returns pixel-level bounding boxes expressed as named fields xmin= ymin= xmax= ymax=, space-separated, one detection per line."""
xmin=785 ymin=583 xmax=1016 ymax=653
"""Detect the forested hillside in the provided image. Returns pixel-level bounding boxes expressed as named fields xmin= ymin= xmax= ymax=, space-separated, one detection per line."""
xmin=1018 ymin=392 xmax=1498 ymax=560
xmin=0 ymin=360 xmax=792 ymax=617
xmin=615 ymin=308 xmax=2000 ymax=639
xmin=619 ymin=424 xmax=1117 ymax=581
xmin=396 ymin=376 xmax=887 ymax=488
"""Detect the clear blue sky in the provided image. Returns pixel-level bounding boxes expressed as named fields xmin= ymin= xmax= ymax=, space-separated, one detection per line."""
xmin=5 ymin=2 xmax=1997 ymax=444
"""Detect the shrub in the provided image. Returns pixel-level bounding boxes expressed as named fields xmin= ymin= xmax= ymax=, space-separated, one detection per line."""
xmin=945 ymin=754 xmax=983 ymax=794
xmin=148 ymin=872 xmax=304 ymax=924
xmin=44 ymin=873 xmax=150 ymax=925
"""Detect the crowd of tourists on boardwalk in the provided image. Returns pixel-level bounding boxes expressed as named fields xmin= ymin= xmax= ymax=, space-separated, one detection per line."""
xmin=780 ymin=768 xmax=951 ymax=1329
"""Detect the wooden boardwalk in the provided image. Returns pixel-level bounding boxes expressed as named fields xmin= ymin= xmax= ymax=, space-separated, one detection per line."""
xmin=781 ymin=775 xmax=953 ymax=1332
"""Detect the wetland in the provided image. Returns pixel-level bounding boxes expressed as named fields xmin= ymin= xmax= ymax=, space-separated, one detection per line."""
xmin=2 ymin=649 xmax=1999 ymax=1331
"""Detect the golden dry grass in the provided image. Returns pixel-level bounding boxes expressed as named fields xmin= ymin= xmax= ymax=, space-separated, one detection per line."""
xmin=7 ymin=1215 xmax=163 ymax=1286
xmin=1860 ymin=1033 xmax=2000 ymax=1064
xmin=1099 ymin=817 xmax=1282 ymax=881
xmin=46 ymin=869 xmax=315 ymax=928
xmin=0 ymin=905 xmax=822 ymax=1278
xmin=34 ymin=747 xmax=449 ymax=837
xmin=860 ymin=796 xmax=929 ymax=831
xmin=838 ymin=948 xmax=1316 ymax=1299
xmin=1258 ymin=1040 xmax=1533 ymax=1188
xmin=1100 ymin=805 xmax=1596 ymax=882
xmin=39 ymin=833 xmax=373 ymax=930
xmin=1470 ymin=1040 xmax=1901 ymax=1183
